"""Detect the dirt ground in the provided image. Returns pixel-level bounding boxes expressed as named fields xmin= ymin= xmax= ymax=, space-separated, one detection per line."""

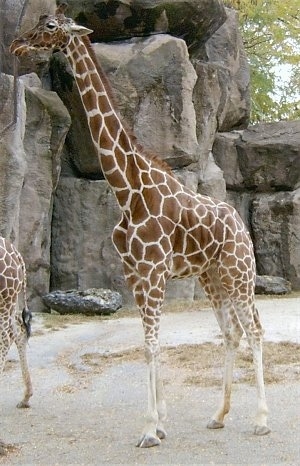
xmin=0 ymin=295 xmax=299 ymax=465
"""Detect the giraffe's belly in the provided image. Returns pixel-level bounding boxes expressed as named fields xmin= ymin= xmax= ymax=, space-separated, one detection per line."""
xmin=169 ymin=253 xmax=211 ymax=279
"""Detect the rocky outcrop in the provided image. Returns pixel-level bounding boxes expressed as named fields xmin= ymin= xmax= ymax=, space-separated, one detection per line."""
xmin=0 ymin=73 xmax=71 ymax=311
xmin=51 ymin=34 xmax=200 ymax=176
xmin=213 ymin=121 xmax=300 ymax=192
xmin=252 ymin=190 xmax=300 ymax=290
xmin=43 ymin=288 xmax=122 ymax=315
xmin=255 ymin=276 xmax=291 ymax=295
xmin=66 ymin=0 xmax=226 ymax=47
xmin=213 ymin=121 xmax=300 ymax=290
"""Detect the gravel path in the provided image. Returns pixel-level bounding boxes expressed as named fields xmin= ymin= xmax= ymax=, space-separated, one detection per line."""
xmin=0 ymin=296 xmax=299 ymax=464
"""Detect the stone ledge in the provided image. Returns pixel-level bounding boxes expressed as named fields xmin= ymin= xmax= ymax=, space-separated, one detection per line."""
xmin=43 ymin=288 xmax=123 ymax=315
xmin=255 ymin=276 xmax=291 ymax=295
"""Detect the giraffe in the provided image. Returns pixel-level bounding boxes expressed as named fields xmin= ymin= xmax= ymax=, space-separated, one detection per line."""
xmin=0 ymin=236 xmax=33 ymax=453
xmin=10 ymin=4 xmax=270 ymax=447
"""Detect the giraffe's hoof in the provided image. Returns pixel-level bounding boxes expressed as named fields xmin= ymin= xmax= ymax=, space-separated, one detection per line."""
xmin=136 ymin=434 xmax=161 ymax=448
xmin=156 ymin=427 xmax=167 ymax=440
xmin=16 ymin=401 xmax=30 ymax=409
xmin=254 ymin=425 xmax=271 ymax=436
xmin=207 ymin=419 xmax=225 ymax=430
xmin=0 ymin=440 xmax=19 ymax=456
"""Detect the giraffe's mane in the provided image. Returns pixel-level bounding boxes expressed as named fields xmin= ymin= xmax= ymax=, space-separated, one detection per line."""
xmin=81 ymin=35 xmax=175 ymax=178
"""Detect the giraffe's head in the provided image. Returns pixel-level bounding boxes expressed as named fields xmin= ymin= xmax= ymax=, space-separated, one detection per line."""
xmin=10 ymin=3 xmax=93 ymax=57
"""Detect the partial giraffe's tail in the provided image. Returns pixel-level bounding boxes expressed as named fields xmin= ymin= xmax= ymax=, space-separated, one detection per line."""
xmin=18 ymin=250 xmax=32 ymax=339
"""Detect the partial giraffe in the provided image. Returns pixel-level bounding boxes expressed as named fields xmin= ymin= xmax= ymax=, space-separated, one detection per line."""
xmin=10 ymin=4 xmax=270 ymax=447
xmin=0 ymin=237 xmax=33 ymax=454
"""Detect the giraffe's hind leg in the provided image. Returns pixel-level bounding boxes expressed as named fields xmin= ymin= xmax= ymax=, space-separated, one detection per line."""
xmin=199 ymin=270 xmax=244 ymax=429
xmin=231 ymin=301 xmax=270 ymax=435
xmin=14 ymin=314 xmax=32 ymax=408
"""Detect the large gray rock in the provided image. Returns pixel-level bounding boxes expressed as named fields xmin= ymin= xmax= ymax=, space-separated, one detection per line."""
xmin=192 ymin=8 xmax=250 ymax=136
xmin=255 ymin=276 xmax=291 ymax=295
xmin=213 ymin=121 xmax=300 ymax=191
xmin=51 ymin=34 xmax=200 ymax=176
xmin=213 ymin=121 xmax=300 ymax=291
xmin=0 ymin=73 xmax=70 ymax=311
xmin=252 ymin=189 xmax=300 ymax=290
xmin=0 ymin=73 xmax=27 ymax=241
xmin=43 ymin=288 xmax=122 ymax=315
xmin=51 ymin=177 xmax=123 ymax=292
xmin=65 ymin=0 xmax=226 ymax=46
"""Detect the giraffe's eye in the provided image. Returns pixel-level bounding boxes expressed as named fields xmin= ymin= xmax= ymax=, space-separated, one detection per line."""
xmin=46 ymin=21 xmax=57 ymax=31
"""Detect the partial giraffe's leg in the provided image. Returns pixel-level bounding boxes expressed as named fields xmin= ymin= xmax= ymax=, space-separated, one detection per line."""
xmin=132 ymin=271 xmax=168 ymax=448
xmin=0 ymin=322 xmax=13 ymax=377
xmin=113 ymin=223 xmax=168 ymax=447
xmin=13 ymin=312 xmax=32 ymax=408
xmin=230 ymin=298 xmax=270 ymax=435
xmin=0 ymin=326 xmax=18 ymax=454
xmin=199 ymin=268 xmax=244 ymax=429
xmin=217 ymin=248 xmax=271 ymax=436
xmin=0 ymin=317 xmax=15 ymax=453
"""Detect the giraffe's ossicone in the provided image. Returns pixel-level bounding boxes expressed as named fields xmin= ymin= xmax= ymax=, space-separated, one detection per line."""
xmin=10 ymin=4 xmax=270 ymax=448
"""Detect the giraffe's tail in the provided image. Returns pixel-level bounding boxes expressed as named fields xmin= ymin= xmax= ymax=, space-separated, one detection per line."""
xmin=18 ymin=250 xmax=32 ymax=339
xmin=22 ymin=306 xmax=32 ymax=339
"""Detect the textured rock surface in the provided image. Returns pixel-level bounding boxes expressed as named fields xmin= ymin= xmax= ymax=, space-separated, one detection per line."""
xmin=255 ymin=276 xmax=291 ymax=295
xmin=0 ymin=73 xmax=70 ymax=311
xmin=213 ymin=123 xmax=300 ymax=290
xmin=213 ymin=121 xmax=300 ymax=191
xmin=51 ymin=34 xmax=200 ymax=176
xmin=251 ymin=190 xmax=300 ymax=290
xmin=43 ymin=288 xmax=122 ymax=314
xmin=65 ymin=0 xmax=226 ymax=46
xmin=192 ymin=8 xmax=250 ymax=135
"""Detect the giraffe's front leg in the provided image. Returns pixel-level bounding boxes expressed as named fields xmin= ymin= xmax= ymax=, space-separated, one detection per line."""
xmin=134 ymin=279 xmax=168 ymax=448
xmin=136 ymin=342 xmax=167 ymax=448
xmin=121 ymin=251 xmax=170 ymax=447
xmin=250 ymin=338 xmax=270 ymax=436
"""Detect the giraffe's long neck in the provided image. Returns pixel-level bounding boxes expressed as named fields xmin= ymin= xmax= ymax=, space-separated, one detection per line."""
xmin=65 ymin=36 xmax=141 ymax=211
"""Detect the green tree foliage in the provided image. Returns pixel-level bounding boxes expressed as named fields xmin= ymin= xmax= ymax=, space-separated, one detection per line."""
xmin=224 ymin=0 xmax=300 ymax=122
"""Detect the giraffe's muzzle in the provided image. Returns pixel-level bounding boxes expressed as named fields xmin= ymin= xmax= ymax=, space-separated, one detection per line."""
xmin=10 ymin=39 xmax=29 ymax=56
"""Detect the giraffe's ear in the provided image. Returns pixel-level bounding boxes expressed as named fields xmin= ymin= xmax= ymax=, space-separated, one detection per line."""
xmin=70 ymin=24 xmax=93 ymax=36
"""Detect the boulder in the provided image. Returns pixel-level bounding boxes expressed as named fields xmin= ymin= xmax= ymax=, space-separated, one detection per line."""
xmin=0 ymin=73 xmax=27 ymax=241
xmin=251 ymin=189 xmax=300 ymax=290
xmin=212 ymin=131 xmax=243 ymax=189
xmin=51 ymin=177 xmax=123 ymax=294
xmin=192 ymin=8 xmax=250 ymax=134
xmin=0 ymin=73 xmax=71 ymax=311
xmin=255 ymin=276 xmax=291 ymax=295
xmin=65 ymin=0 xmax=226 ymax=47
xmin=213 ymin=121 xmax=300 ymax=192
xmin=43 ymin=288 xmax=122 ymax=315
xmin=51 ymin=34 xmax=200 ymax=177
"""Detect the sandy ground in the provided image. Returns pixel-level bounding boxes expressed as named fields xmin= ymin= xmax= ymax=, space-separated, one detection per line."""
xmin=0 ymin=296 xmax=299 ymax=465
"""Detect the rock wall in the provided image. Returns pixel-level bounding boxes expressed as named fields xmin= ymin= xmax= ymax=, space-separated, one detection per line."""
xmin=213 ymin=121 xmax=300 ymax=290
xmin=1 ymin=0 xmax=299 ymax=311
xmin=0 ymin=72 xmax=71 ymax=311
